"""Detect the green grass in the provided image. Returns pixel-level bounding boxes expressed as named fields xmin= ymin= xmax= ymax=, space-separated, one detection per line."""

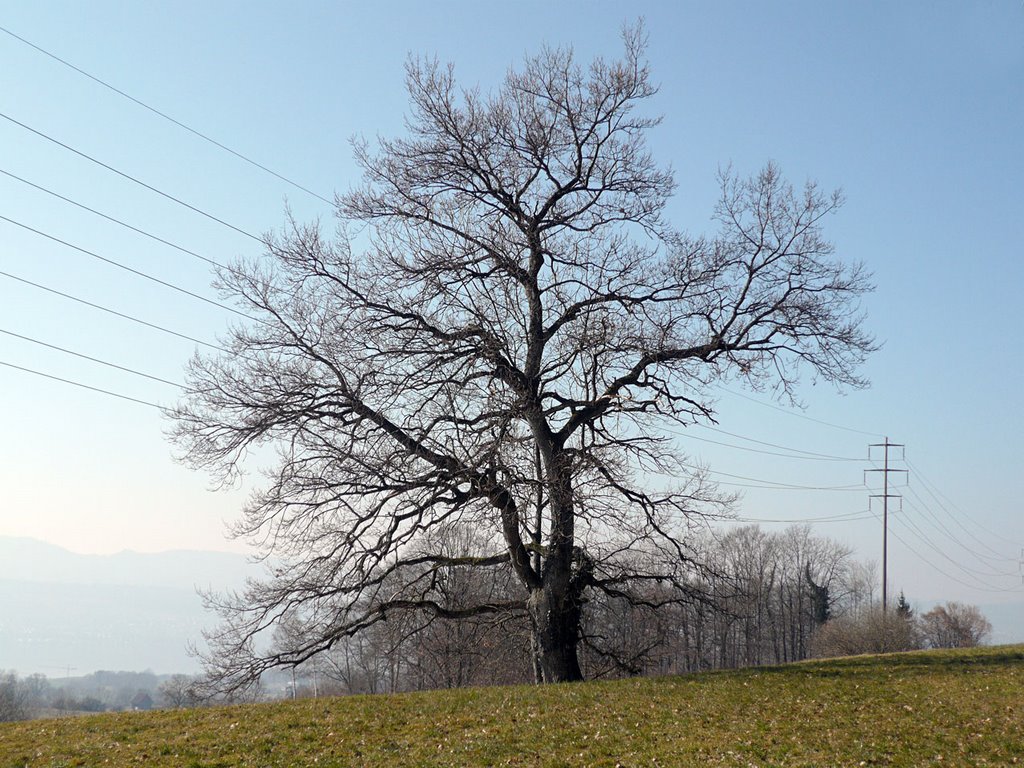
xmin=2 ymin=645 xmax=1022 ymax=767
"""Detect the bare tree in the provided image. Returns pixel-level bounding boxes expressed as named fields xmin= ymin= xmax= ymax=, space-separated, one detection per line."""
xmin=157 ymin=674 xmax=200 ymax=709
xmin=843 ymin=559 xmax=880 ymax=618
xmin=171 ymin=28 xmax=874 ymax=689
xmin=319 ymin=618 xmax=414 ymax=695
xmin=919 ymin=602 xmax=992 ymax=649
xmin=0 ymin=671 xmax=29 ymax=722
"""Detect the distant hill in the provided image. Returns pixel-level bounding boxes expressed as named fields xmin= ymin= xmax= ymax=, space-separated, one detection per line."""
xmin=0 ymin=537 xmax=258 ymax=676
xmin=1 ymin=645 xmax=1022 ymax=766
xmin=0 ymin=537 xmax=252 ymax=590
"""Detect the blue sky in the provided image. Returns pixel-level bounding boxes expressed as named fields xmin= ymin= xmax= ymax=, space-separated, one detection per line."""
xmin=1 ymin=1 xmax=1021 ymax=615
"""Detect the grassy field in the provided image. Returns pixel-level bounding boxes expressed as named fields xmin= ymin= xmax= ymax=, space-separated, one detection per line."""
xmin=1 ymin=645 xmax=1022 ymax=767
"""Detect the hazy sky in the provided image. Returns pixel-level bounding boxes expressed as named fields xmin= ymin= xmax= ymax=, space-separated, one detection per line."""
xmin=1 ymin=1 xmax=1021 ymax=608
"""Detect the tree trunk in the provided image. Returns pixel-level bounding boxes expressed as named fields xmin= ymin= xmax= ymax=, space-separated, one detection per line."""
xmin=529 ymin=583 xmax=584 ymax=682
xmin=520 ymin=441 xmax=585 ymax=683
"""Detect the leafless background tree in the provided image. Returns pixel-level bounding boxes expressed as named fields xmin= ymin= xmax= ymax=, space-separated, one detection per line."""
xmin=171 ymin=27 xmax=875 ymax=691
xmin=157 ymin=674 xmax=201 ymax=709
xmin=0 ymin=671 xmax=29 ymax=722
xmin=919 ymin=602 xmax=992 ymax=649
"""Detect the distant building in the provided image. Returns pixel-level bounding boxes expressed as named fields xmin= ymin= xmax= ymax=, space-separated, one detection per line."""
xmin=130 ymin=691 xmax=154 ymax=711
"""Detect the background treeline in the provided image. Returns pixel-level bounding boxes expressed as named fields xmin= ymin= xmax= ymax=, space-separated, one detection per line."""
xmin=267 ymin=524 xmax=992 ymax=699
xmin=0 ymin=670 xmax=186 ymax=722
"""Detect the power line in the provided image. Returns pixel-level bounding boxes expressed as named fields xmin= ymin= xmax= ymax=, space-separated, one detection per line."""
xmin=896 ymin=502 xmax=1018 ymax=580
xmin=0 ymin=358 xmax=164 ymax=409
xmin=1 ymin=168 xmax=283 ymax=328
xmin=889 ymin=528 xmax=1022 ymax=594
xmin=0 ymin=327 xmax=185 ymax=388
xmin=676 ymin=424 xmax=862 ymax=462
xmin=0 ymin=24 xmax=334 ymax=206
xmin=903 ymin=487 xmax=1017 ymax=567
xmin=679 ymin=461 xmax=864 ymax=491
xmin=885 ymin=513 xmax=1022 ymax=595
xmin=733 ymin=509 xmax=875 ymax=524
xmin=0 ymin=269 xmax=227 ymax=351
xmin=906 ymin=457 xmax=1023 ymax=553
xmin=717 ymin=385 xmax=884 ymax=438
xmin=0 ymin=167 xmax=220 ymax=268
xmin=0 ymin=214 xmax=256 ymax=321
xmin=0 ymin=110 xmax=263 ymax=243
xmin=717 ymin=480 xmax=864 ymax=491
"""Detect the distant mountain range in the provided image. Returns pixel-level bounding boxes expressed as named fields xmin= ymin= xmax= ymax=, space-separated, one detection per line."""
xmin=0 ymin=537 xmax=252 ymax=590
xmin=0 ymin=537 xmax=259 ymax=676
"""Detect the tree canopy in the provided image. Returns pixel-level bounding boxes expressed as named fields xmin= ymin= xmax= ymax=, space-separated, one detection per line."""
xmin=171 ymin=27 xmax=875 ymax=690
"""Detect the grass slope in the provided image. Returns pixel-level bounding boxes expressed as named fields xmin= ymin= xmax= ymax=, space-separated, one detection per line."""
xmin=2 ymin=646 xmax=1022 ymax=767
